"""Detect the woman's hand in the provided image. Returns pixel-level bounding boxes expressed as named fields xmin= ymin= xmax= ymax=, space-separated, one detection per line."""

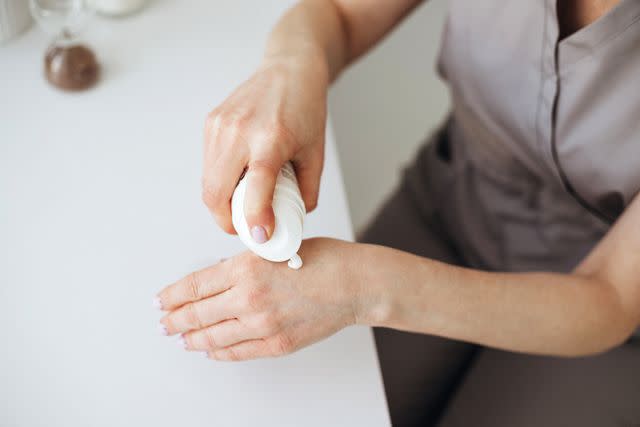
xmin=201 ymin=0 xmax=428 ymax=242
xmin=155 ymin=238 xmax=363 ymax=361
xmin=202 ymin=54 xmax=329 ymax=243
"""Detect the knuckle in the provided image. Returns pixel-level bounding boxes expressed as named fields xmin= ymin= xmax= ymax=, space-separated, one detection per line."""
xmin=263 ymin=121 xmax=293 ymax=144
xmin=257 ymin=311 xmax=281 ymax=335
xmin=238 ymin=277 xmax=270 ymax=313
xmin=220 ymin=221 xmax=236 ymax=235
xmin=249 ymin=125 xmax=294 ymax=161
xmin=185 ymin=303 xmax=203 ymax=330
xmin=246 ymin=158 xmax=280 ymax=177
xmin=205 ymin=110 xmax=220 ymax=131
xmin=225 ymin=347 xmax=241 ymax=361
xmin=162 ymin=316 xmax=175 ymax=334
xmin=272 ymin=332 xmax=294 ymax=356
xmin=201 ymin=181 xmax=225 ymax=209
xmin=185 ymin=272 xmax=202 ymax=301
xmin=219 ymin=112 xmax=247 ymax=134
xmin=205 ymin=328 xmax=219 ymax=350
xmin=243 ymin=286 xmax=267 ymax=312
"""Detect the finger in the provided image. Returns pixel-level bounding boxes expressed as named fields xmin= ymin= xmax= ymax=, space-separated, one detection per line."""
xmin=160 ymin=289 xmax=236 ymax=335
xmin=206 ymin=332 xmax=297 ymax=362
xmin=183 ymin=319 xmax=258 ymax=351
xmin=156 ymin=262 xmax=229 ymax=311
xmin=243 ymin=157 xmax=282 ymax=243
xmin=294 ymin=148 xmax=323 ymax=213
xmin=206 ymin=339 xmax=270 ymax=362
xmin=202 ymin=114 xmax=247 ymax=234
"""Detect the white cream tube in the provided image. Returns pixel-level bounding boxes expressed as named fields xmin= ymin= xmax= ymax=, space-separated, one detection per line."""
xmin=231 ymin=162 xmax=306 ymax=269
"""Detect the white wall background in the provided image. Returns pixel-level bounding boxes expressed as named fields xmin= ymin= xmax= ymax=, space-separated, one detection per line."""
xmin=328 ymin=0 xmax=450 ymax=233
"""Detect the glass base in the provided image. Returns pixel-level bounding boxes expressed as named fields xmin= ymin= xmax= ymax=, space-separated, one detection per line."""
xmin=45 ymin=42 xmax=100 ymax=91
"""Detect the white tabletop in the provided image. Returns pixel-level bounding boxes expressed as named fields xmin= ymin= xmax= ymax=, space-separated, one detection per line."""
xmin=0 ymin=1 xmax=389 ymax=426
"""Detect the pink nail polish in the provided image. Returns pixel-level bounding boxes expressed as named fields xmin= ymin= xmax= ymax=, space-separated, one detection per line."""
xmin=250 ymin=225 xmax=268 ymax=244
xmin=152 ymin=297 xmax=162 ymax=310
xmin=158 ymin=323 xmax=168 ymax=336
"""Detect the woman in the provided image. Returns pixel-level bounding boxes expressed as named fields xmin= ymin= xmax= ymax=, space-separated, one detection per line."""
xmin=155 ymin=1 xmax=640 ymax=425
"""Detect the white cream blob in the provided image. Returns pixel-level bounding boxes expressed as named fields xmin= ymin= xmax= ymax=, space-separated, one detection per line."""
xmin=287 ymin=253 xmax=303 ymax=270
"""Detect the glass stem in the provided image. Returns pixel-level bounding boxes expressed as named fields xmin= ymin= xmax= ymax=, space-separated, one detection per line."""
xmin=53 ymin=28 xmax=77 ymax=47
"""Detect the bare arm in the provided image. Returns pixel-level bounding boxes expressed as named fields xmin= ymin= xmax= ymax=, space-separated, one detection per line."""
xmin=156 ymin=196 xmax=640 ymax=361
xmin=358 ymin=193 xmax=640 ymax=357
xmin=265 ymin=0 xmax=424 ymax=81
xmin=202 ymin=0 xmax=423 ymax=244
xmin=156 ymin=1 xmax=640 ymax=362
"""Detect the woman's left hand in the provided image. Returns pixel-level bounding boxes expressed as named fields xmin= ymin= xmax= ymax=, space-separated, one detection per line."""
xmin=156 ymin=238 xmax=363 ymax=361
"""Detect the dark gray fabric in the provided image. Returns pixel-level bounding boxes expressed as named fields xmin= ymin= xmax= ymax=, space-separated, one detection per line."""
xmin=437 ymin=345 xmax=640 ymax=427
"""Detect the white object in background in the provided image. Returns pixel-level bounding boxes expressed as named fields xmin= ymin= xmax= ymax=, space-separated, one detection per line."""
xmin=232 ymin=162 xmax=306 ymax=268
xmin=88 ymin=0 xmax=145 ymax=16
xmin=0 ymin=0 xmax=32 ymax=43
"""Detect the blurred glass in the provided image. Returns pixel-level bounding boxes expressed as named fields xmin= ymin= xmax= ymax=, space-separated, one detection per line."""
xmin=29 ymin=0 xmax=91 ymax=44
xmin=29 ymin=0 xmax=99 ymax=91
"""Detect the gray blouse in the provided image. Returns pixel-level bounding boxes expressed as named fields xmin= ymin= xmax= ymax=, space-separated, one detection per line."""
xmin=420 ymin=0 xmax=640 ymax=272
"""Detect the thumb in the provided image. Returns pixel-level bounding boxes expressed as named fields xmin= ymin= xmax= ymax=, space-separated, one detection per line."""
xmin=243 ymin=159 xmax=281 ymax=243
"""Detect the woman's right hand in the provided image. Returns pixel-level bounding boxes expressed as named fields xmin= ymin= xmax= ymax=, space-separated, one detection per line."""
xmin=202 ymin=54 xmax=329 ymax=243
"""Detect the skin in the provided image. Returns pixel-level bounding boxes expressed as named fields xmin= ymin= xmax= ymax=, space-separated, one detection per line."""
xmin=157 ymin=0 xmax=639 ymax=361
xmin=558 ymin=0 xmax=621 ymax=39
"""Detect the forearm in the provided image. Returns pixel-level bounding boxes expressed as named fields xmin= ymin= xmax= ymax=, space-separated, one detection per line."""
xmin=263 ymin=0 xmax=424 ymax=82
xmin=264 ymin=0 xmax=348 ymax=82
xmin=355 ymin=244 xmax=638 ymax=357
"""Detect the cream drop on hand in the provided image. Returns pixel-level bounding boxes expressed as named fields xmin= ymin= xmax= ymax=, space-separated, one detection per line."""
xmin=231 ymin=162 xmax=306 ymax=269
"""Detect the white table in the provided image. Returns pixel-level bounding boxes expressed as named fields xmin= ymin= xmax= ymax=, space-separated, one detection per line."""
xmin=0 ymin=1 xmax=389 ymax=426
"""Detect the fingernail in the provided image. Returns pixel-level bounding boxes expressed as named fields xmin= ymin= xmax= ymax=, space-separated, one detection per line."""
xmin=152 ymin=296 xmax=162 ymax=310
xmin=250 ymin=225 xmax=268 ymax=244
xmin=177 ymin=336 xmax=187 ymax=349
xmin=158 ymin=323 xmax=168 ymax=336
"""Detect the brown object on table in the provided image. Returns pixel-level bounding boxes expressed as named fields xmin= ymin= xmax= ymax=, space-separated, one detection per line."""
xmin=45 ymin=45 xmax=100 ymax=91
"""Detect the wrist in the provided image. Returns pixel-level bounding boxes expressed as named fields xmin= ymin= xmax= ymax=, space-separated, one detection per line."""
xmin=349 ymin=243 xmax=396 ymax=327
xmin=261 ymin=46 xmax=330 ymax=85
